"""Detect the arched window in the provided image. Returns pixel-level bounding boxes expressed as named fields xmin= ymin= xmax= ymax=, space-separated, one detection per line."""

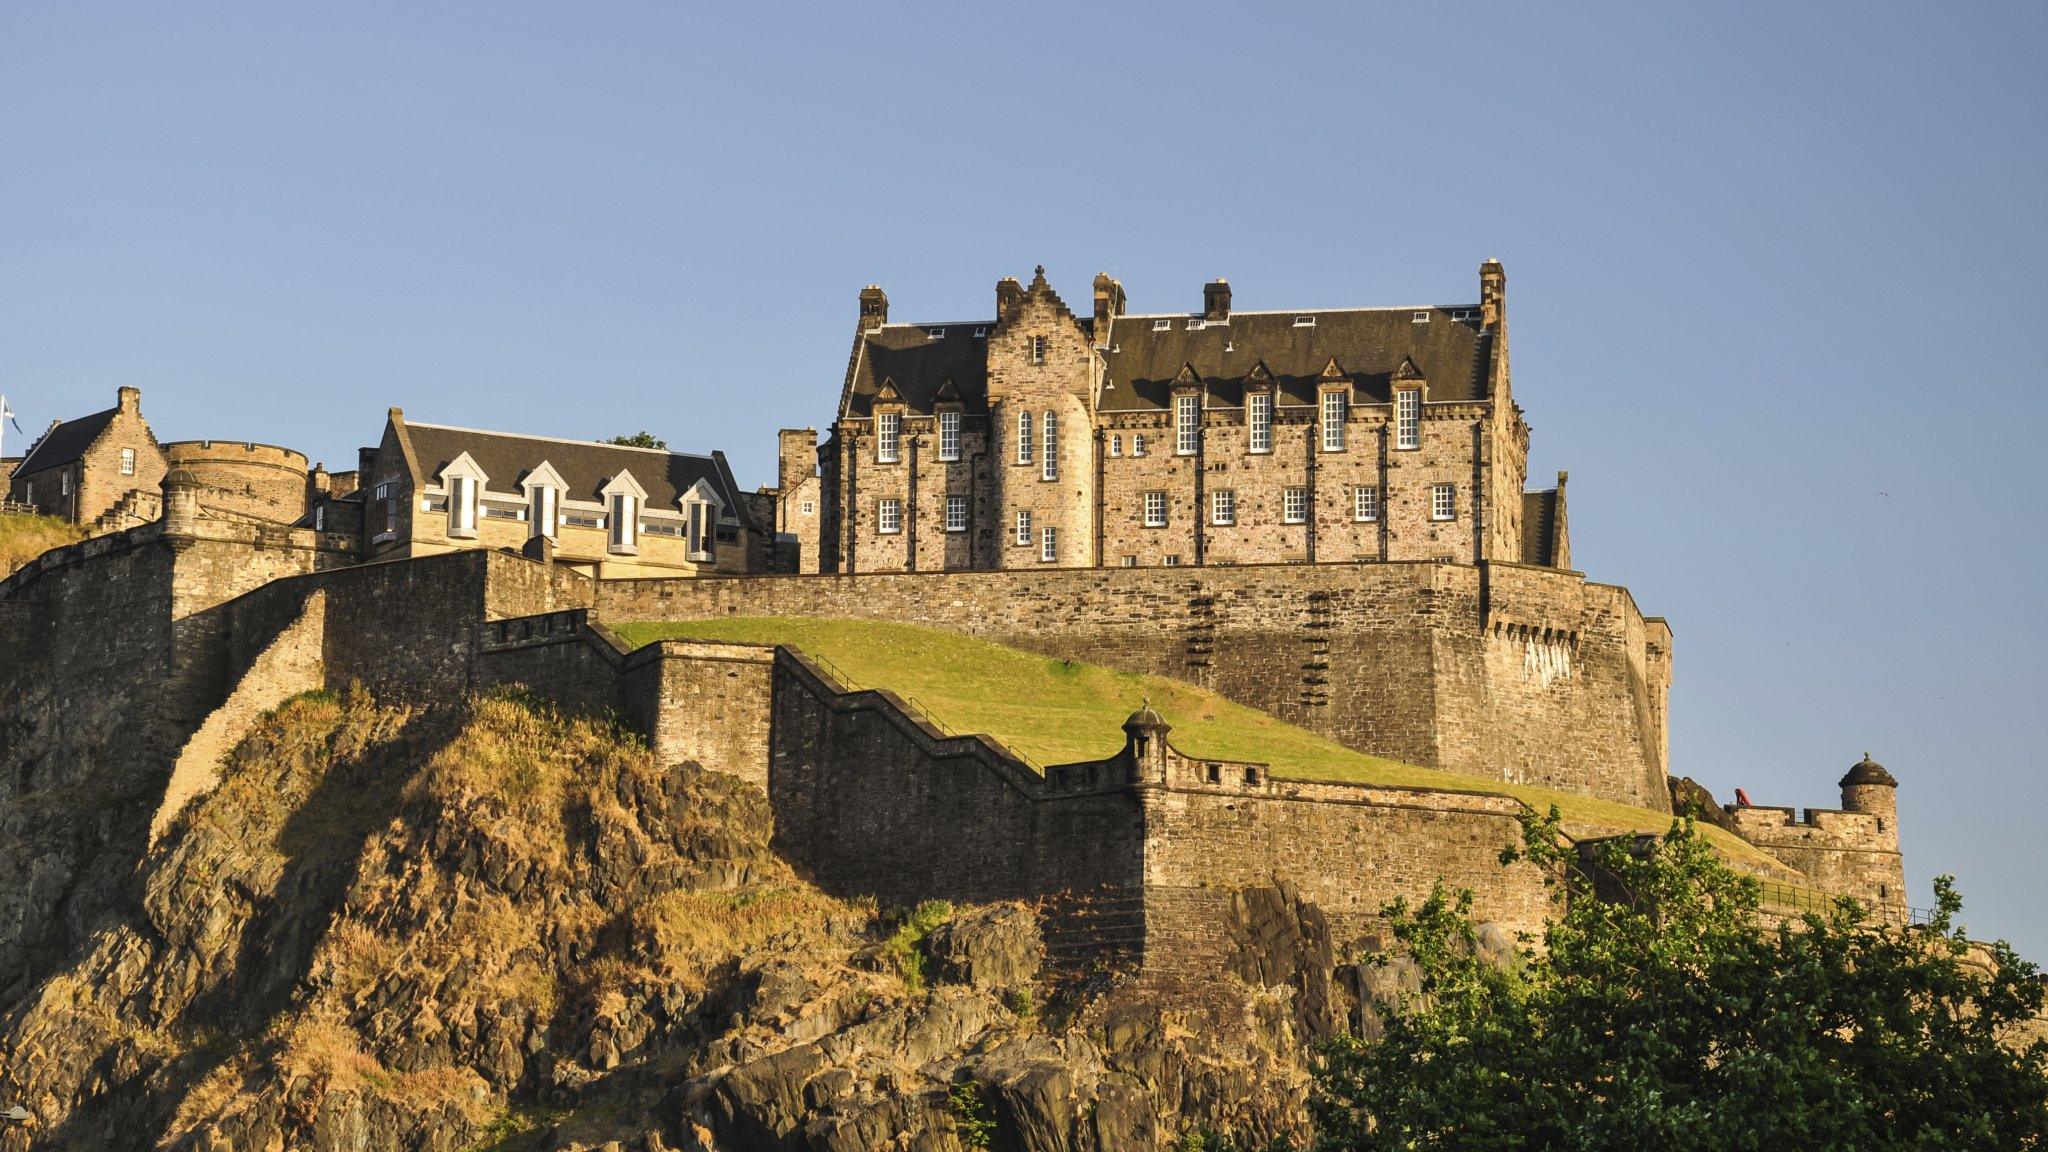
xmin=1042 ymin=411 xmax=1058 ymax=480
xmin=1017 ymin=411 xmax=1034 ymax=465
xmin=1110 ymin=434 xmax=1123 ymax=457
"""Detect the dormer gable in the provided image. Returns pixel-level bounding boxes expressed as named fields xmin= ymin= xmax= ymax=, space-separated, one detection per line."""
xmin=1393 ymin=356 xmax=1425 ymax=382
xmin=601 ymin=469 xmax=649 ymax=502
xmin=519 ymin=460 xmax=568 ymax=494
xmin=1244 ymin=360 xmax=1275 ymax=389
xmin=932 ymin=377 xmax=962 ymax=406
xmin=437 ymin=450 xmax=488 ymax=488
xmin=873 ymin=377 xmax=904 ymax=406
xmin=1172 ymin=362 xmax=1203 ymax=390
xmin=1318 ymin=357 xmax=1350 ymax=385
xmin=677 ymin=476 xmax=724 ymax=513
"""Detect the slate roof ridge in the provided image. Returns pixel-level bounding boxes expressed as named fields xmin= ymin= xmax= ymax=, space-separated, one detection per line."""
xmin=15 ymin=405 xmax=122 ymax=475
xmin=877 ymin=320 xmax=996 ymax=331
xmin=403 ymin=420 xmax=718 ymax=462
xmin=1120 ymin=304 xmax=1484 ymax=319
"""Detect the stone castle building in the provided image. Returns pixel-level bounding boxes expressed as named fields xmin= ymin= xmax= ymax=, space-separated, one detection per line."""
xmin=0 ymin=260 xmax=1916 ymax=985
xmin=783 ymin=261 xmax=1567 ymax=575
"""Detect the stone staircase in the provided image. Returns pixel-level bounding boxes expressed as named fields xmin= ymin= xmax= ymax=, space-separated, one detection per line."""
xmin=149 ymin=590 xmax=326 ymax=845
xmin=90 ymin=488 xmax=162 ymax=536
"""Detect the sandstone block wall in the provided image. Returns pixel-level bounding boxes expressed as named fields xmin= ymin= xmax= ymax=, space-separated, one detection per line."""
xmin=591 ymin=560 xmax=1674 ymax=811
xmin=164 ymin=440 xmax=311 ymax=525
xmin=1727 ymin=806 xmax=1907 ymax=910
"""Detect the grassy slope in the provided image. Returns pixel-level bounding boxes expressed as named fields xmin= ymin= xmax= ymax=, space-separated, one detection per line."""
xmin=611 ymin=617 xmax=1781 ymax=868
xmin=0 ymin=511 xmax=85 ymax=576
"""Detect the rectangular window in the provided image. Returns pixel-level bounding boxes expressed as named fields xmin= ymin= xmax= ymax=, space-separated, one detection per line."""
xmin=877 ymin=498 xmax=902 ymax=534
xmin=531 ymin=485 xmax=558 ymax=539
xmin=1017 ymin=412 xmax=1033 ymax=465
xmin=1321 ymin=391 xmax=1346 ymax=451
xmin=1143 ymin=490 xmax=1167 ymax=527
xmin=1175 ymin=393 xmax=1200 ymax=455
xmin=1413 ymin=310 xmax=1430 ymax=323
xmin=448 ymin=475 xmax=477 ymax=535
xmin=800 ymin=500 xmax=815 ymax=515
xmin=1031 ymin=335 xmax=1048 ymax=364
xmin=1133 ymin=433 xmax=1147 ymax=457
xmin=1041 ymin=411 xmax=1058 ymax=481
xmin=1040 ymin=525 xmax=1057 ymax=562
xmin=1431 ymin=483 xmax=1456 ymax=521
xmin=1120 ymin=555 xmax=1138 ymax=567
xmin=945 ymin=494 xmax=968 ymax=532
xmin=61 ymin=472 xmax=70 ymax=497
xmin=1164 ymin=554 xmax=1182 ymax=567
xmin=609 ymin=493 xmax=637 ymax=551
xmin=1015 ymin=510 xmax=1032 ymax=545
xmin=876 ymin=412 xmax=900 ymax=463
xmin=1353 ymin=485 xmax=1379 ymax=522
xmin=1283 ymin=486 xmax=1308 ymax=524
xmin=1211 ymin=488 xmax=1235 ymax=525
xmin=1110 ymin=434 xmax=1123 ymax=457
xmin=1396 ymin=390 xmax=1420 ymax=449
xmin=1248 ymin=392 xmax=1272 ymax=453
xmin=376 ymin=482 xmax=397 ymax=536
xmin=120 ymin=448 xmax=137 ymax=476
xmin=938 ymin=411 xmax=960 ymax=461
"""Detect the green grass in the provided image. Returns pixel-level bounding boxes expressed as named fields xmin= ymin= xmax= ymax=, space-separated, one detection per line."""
xmin=0 ymin=511 xmax=85 ymax=576
xmin=610 ymin=617 xmax=1784 ymax=869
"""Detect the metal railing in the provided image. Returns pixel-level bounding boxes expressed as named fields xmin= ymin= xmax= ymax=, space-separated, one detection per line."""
xmin=798 ymin=649 xmax=960 ymax=739
xmin=1756 ymin=880 xmax=1932 ymax=926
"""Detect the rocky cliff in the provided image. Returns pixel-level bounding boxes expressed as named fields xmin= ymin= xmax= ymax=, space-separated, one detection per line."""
xmin=0 ymin=689 xmax=1421 ymax=1151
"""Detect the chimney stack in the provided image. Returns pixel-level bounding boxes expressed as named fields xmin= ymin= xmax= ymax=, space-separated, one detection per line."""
xmin=858 ymin=285 xmax=889 ymax=331
xmin=1480 ymin=260 xmax=1506 ymax=330
xmin=118 ymin=386 xmax=141 ymax=414
xmin=1093 ymin=272 xmax=1126 ymax=334
xmin=1203 ymin=278 xmax=1231 ymax=322
xmin=995 ymin=276 xmax=1024 ymax=324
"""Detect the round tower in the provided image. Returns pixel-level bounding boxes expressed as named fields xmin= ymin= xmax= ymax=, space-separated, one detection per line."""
xmin=1839 ymin=752 xmax=1900 ymax=846
xmin=162 ymin=440 xmax=312 ymax=525
xmin=160 ymin=466 xmax=203 ymax=539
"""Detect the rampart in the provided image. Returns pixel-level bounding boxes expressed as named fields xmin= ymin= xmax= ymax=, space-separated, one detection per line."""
xmin=468 ymin=609 xmax=1554 ymax=973
xmin=163 ymin=440 xmax=312 ymax=525
xmin=1726 ymin=804 xmax=1906 ymax=911
xmin=590 ymin=559 xmax=1675 ymax=811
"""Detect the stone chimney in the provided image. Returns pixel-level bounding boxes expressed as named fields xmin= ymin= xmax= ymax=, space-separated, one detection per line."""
xmin=1093 ymin=272 xmax=1126 ymax=334
xmin=995 ymin=276 xmax=1024 ymax=324
xmin=118 ymin=386 xmax=141 ymax=414
xmin=1480 ymin=260 xmax=1506 ymax=330
xmin=1203 ymin=278 xmax=1231 ymax=322
xmin=858 ymin=285 xmax=889 ymax=331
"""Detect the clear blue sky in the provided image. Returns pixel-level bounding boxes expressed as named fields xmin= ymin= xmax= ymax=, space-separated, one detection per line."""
xmin=5 ymin=4 xmax=2044 ymax=953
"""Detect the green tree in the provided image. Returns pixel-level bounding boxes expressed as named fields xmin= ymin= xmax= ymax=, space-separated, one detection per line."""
xmin=605 ymin=431 xmax=667 ymax=450
xmin=1312 ymin=813 xmax=2048 ymax=1151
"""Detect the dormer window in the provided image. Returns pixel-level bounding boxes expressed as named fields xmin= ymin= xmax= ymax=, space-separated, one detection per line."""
xmin=1293 ymin=315 xmax=1316 ymax=327
xmin=1413 ymin=311 xmax=1429 ymax=323
xmin=1152 ymin=319 xmax=1172 ymax=332
xmin=973 ymin=326 xmax=988 ymax=337
xmin=927 ymin=327 xmax=946 ymax=339
xmin=602 ymin=470 xmax=647 ymax=556
xmin=441 ymin=454 xmax=486 ymax=539
xmin=876 ymin=412 xmax=901 ymax=463
xmin=1186 ymin=319 xmax=1205 ymax=331
xmin=522 ymin=461 xmax=567 ymax=541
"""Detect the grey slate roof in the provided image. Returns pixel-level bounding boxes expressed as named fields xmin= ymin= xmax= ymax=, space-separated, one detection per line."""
xmin=14 ymin=407 xmax=119 ymax=476
xmin=839 ymin=305 xmax=1491 ymax=418
xmin=400 ymin=421 xmax=751 ymax=526
xmin=1099 ymin=308 xmax=1491 ymax=412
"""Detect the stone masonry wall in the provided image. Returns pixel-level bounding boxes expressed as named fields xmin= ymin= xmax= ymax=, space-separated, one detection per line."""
xmin=591 ymin=560 xmax=1674 ymax=811
xmin=1727 ymin=806 xmax=1907 ymax=911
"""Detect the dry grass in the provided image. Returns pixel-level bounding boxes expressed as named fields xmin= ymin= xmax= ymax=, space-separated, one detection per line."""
xmin=637 ymin=886 xmax=854 ymax=989
xmin=611 ymin=617 xmax=1785 ymax=870
xmin=0 ymin=510 xmax=85 ymax=575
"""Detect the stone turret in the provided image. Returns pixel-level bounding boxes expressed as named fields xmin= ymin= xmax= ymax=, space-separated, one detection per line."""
xmin=1839 ymin=753 xmax=1900 ymax=845
xmin=160 ymin=467 xmax=202 ymax=539
xmin=1123 ymin=702 xmax=1170 ymax=783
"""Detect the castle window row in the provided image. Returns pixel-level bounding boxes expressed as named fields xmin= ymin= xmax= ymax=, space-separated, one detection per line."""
xmin=869 ymin=480 xmax=1429 ymax=540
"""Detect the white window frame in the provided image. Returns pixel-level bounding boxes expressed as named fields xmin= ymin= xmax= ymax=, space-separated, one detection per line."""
xmin=1353 ymin=485 xmax=1379 ymax=522
xmin=1211 ymin=488 xmax=1235 ymax=526
xmin=447 ymin=474 xmax=480 ymax=538
xmin=1321 ymin=391 xmax=1346 ymax=452
xmin=608 ymin=492 xmax=638 ymax=552
xmin=1040 ymin=525 xmax=1057 ymax=562
xmin=1396 ymin=390 xmax=1421 ymax=450
xmin=1164 ymin=554 xmax=1182 ymax=567
xmin=1017 ymin=411 xmax=1033 ymax=465
xmin=1041 ymin=411 xmax=1058 ymax=481
xmin=60 ymin=471 xmax=70 ymax=497
xmin=1143 ymin=490 xmax=1167 ymax=528
xmin=876 ymin=411 xmax=901 ymax=463
xmin=1413 ymin=311 xmax=1430 ymax=323
xmin=1031 ymin=335 xmax=1047 ymax=364
xmin=1174 ymin=393 xmax=1200 ymax=455
xmin=313 ymin=504 xmax=326 ymax=531
xmin=531 ymin=484 xmax=558 ymax=539
xmin=1247 ymin=392 xmax=1272 ymax=454
xmin=119 ymin=447 xmax=137 ymax=476
xmin=945 ymin=494 xmax=968 ymax=532
xmin=1283 ymin=486 xmax=1308 ymax=524
xmin=1133 ymin=433 xmax=1147 ymax=457
xmin=1110 ymin=434 xmax=1122 ymax=457
xmin=1015 ymin=509 xmax=1032 ymax=546
xmin=1431 ymin=482 xmax=1457 ymax=521
xmin=877 ymin=498 xmax=902 ymax=534
xmin=1152 ymin=318 xmax=1172 ymax=331
xmin=937 ymin=411 xmax=960 ymax=461
xmin=800 ymin=500 xmax=815 ymax=515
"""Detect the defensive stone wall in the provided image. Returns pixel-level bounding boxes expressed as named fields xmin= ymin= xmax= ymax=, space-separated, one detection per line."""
xmin=164 ymin=440 xmax=312 ymax=525
xmin=590 ymin=559 xmax=1674 ymax=811
xmin=1726 ymin=805 xmax=1906 ymax=911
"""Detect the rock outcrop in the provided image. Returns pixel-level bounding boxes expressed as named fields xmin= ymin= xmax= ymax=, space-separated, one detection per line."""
xmin=0 ymin=688 xmax=1435 ymax=1151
